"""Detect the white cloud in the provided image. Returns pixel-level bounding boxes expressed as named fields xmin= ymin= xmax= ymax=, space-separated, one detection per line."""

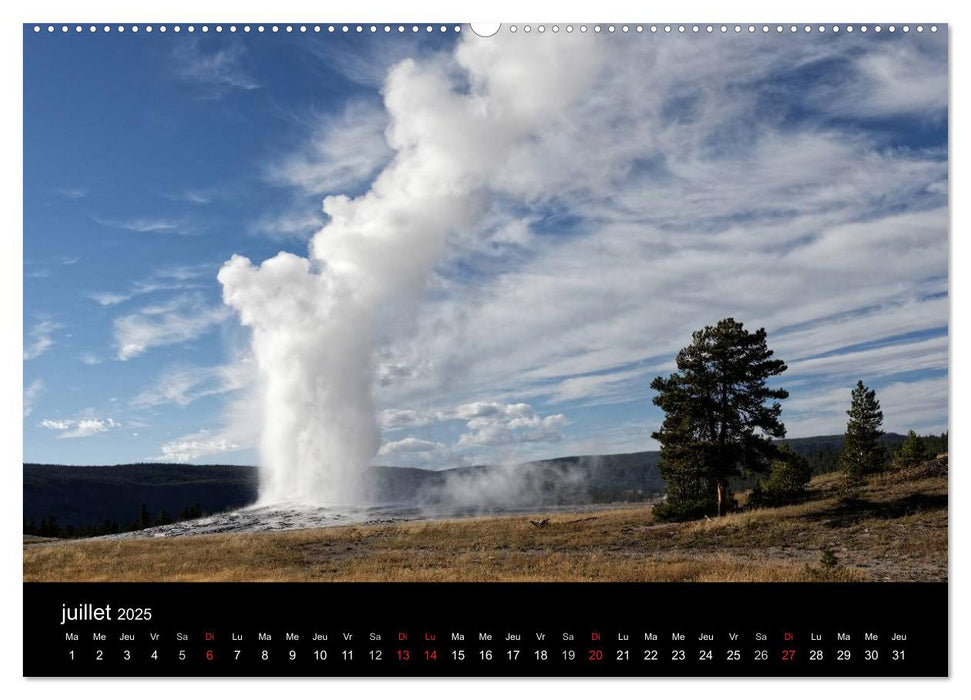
xmin=547 ymin=367 xmax=655 ymax=406
xmin=875 ymin=376 xmax=950 ymax=435
xmin=91 ymin=264 xmax=213 ymax=306
xmin=93 ymin=215 xmax=187 ymax=234
xmin=114 ymin=294 xmax=231 ymax=360
xmin=173 ymin=41 xmax=259 ymax=93
xmin=772 ymin=292 xmax=948 ymax=365
xmin=376 ymin=400 xmax=570 ymax=467
xmin=382 ymin=401 xmax=568 ymax=452
xmin=248 ymin=209 xmax=324 ymax=241
xmin=133 ymin=360 xmax=253 ymax=407
xmin=378 ymin=437 xmax=446 ymax=456
xmin=39 ymin=419 xmax=71 ymax=430
xmin=304 ymin=37 xmax=435 ymax=89
xmin=819 ymin=42 xmax=948 ymax=119
xmin=162 ymin=190 xmax=212 ymax=205
xmin=153 ymin=388 xmax=262 ymax=463
xmin=79 ymin=352 xmax=103 ymax=365
xmin=90 ymin=292 xmax=132 ymax=306
xmin=158 ymin=437 xmax=241 ymax=463
xmin=382 ymin=401 xmax=569 ymax=450
xmin=456 ymin=402 xmax=569 ymax=448
xmin=787 ymin=335 xmax=947 ymax=382
xmin=24 ymin=379 xmax=45 ymax=417
xmin=55 ymin=187 xmax=87 ymax=200
xmin=380 ymin=408 xmax=435 ymax=429
xmin=24 ymin=321 xmax=59 ymax=360
xmin=40 ymin=417 xmax=120 ymax=439
xmin=266 ymin=100 xmax=391 ymax=196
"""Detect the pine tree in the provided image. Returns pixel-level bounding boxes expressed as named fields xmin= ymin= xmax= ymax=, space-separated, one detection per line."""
xmin=838 ymin=380 xmax=886 ymax=477
xmin=651 ymin=318 xmax=789 ymax=518
xmin=895 ymin=430 xmax=928 ymax=467
xmin=751 ymin=443 xmax=812 ymax=506
xmin=136 ymin=503 xmax=151 ymax=530
xmin=179 ymin=504 xmax=204 ymax=521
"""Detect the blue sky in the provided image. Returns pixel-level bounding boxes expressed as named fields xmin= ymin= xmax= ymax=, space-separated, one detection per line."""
xmin=23 ymin=26 xmax=948 ymax=467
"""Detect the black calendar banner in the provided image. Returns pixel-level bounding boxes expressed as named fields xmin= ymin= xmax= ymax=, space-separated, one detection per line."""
xmin=24 ymin=582 xmax=947 ymax=677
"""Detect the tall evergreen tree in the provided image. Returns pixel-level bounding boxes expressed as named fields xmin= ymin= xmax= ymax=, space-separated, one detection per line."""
xmin=651 ymin=318 xmax=789 ymax=518
xmin=838 ymin=380 xmax=886 ymax=477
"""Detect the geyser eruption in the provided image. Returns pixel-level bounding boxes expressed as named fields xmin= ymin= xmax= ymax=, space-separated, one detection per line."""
xmin=219 ymin=32 xmax=602 ymax=505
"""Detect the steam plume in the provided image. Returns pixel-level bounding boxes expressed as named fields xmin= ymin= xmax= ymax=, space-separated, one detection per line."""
xmin=219 ymin=32 xmax=601 ymax=505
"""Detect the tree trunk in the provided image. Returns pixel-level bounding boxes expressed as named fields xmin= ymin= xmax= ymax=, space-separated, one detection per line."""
xmin=716 ymin=478 xmax=728 ymax=516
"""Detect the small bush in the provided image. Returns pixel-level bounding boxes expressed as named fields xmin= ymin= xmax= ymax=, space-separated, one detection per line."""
xmin=837 ymin=472 xmax=866 ymax=502
xmin=820 ymin=544 xmax=838 ymax=568
xmin=651 ymin=471 xmax=723 ymax=522
xmin=749 ymin=445 xmax=811 ymax=507
xmin=894 ymin=430 xmax=929 ymax=468
xmin=652 ymin=496 xmax=717 ymax=522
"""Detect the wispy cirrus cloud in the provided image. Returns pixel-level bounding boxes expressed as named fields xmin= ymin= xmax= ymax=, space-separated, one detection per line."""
xmin=815 ymin=41 xmax=948 ymax=119
xmin=249 ymin=100 xmax=391 ymax=244
xmin=173 ymin=41 xmax=260 ymax=95
xmin=90 ymin=264 xmax=213 ymax=307
xmin=24 ymin=320 xmax=60 ymax=360
xmin=161 ymin=190 xmax=213 ymax=205
xmin=248 ymin=209 xmax=324 ymax=241
xmin=79 ymin=352 xmax=103 ymax=365
xmin=266 ymin=100 xmax=391 ymax=196
xmin=133 ymin=359 xmax=253 ymax=408
xmin=24 ymin=379 xmax=45 ymax=417
xmin=55 ymin=186 xmax=87 ymax=200
xmin=93 ymin=215 xmax=189 ymax=235
xmin=113 ymin=294 xmax=231 ymax=360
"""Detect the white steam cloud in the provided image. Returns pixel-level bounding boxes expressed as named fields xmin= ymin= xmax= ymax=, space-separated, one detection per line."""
xmin=219 ymin=33 xmax=602 ymax=505
xmin=419 ymin=461 xmax=590 ymax=511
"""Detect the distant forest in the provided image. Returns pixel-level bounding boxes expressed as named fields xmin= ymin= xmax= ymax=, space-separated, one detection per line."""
xmin=26 ymin=503 xmax=207 ymax=539
xmin=24 ymin=432 xmax=946 ymax=539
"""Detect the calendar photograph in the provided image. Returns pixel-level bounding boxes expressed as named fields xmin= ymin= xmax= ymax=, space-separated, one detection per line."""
xmin=23 ymin=23 xmax=948 ymax=588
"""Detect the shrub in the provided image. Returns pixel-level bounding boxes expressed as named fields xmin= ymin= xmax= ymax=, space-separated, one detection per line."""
xmin=749 ymin=445 xmax=811 ymax=507
xmin=820 ymin=544 xmax=838 ymax=568
xmin=651 ymin=474 xmax=723 ymax=521
xmin=894 ymin=430 xmax=928 ymax=468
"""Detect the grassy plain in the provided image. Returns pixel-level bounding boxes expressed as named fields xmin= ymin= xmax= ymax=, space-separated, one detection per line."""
xmin=23 ymin=459 xmax=946 ymax=583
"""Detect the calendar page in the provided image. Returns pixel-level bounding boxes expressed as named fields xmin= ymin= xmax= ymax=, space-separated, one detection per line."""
xmin=22 ymin=20 xmax=948 ymax=677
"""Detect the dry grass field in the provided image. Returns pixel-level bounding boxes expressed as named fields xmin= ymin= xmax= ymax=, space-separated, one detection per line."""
xmin=23 ymin=459 xmax=947 ymax=583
